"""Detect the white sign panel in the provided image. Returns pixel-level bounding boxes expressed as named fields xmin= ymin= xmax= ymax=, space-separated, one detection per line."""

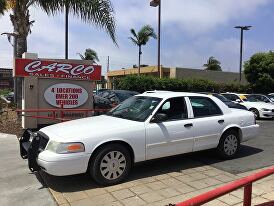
xmin=44 ymin=83 xmax=88 ymax=108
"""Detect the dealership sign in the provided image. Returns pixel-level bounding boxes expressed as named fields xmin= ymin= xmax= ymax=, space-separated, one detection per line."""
xmin=44 ymin=83 xmax=88 ymax=108
xmin=15 ymin=58 xmax=101 ymax=81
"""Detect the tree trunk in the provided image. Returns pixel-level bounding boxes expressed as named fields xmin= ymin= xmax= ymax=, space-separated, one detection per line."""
xmin=10 ymin=1 xmax=31 ymax=107
xmin=17 ymin=34 xmax=27 ymax=58
xmin=138 ymin=46 xmax=142 ymax=76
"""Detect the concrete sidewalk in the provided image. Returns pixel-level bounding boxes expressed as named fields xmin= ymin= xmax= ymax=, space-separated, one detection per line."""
xmin=0 ymin=133 xmax=56 ymax=206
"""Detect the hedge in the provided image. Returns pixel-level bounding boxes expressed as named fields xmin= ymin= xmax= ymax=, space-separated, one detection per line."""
xmin=115 ymin=75 xmax=252 ymax=93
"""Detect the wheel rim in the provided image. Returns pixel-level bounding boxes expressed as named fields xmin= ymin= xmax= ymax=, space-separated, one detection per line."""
xmin=100 ymin=151 xmax=126 ymax=180
xmin=224 ymin=135 xmax=238 ymax=156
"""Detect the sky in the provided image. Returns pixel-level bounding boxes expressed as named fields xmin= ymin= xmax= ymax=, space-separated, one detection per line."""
xmin=0 ymin=0 xmax=274 ymax=74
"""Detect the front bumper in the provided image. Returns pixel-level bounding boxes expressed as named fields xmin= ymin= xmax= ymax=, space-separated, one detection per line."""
xmin=259 ymin=110 xmax=274 ymax=118
xmin=19 ymin=130 xmax=90 ymax=176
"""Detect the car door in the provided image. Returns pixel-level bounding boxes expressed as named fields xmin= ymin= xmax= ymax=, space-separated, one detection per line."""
xmin=188 ymin=96 xmax=227 ymax=152
xmin=145 ymin=97 xmax=194 ymax=160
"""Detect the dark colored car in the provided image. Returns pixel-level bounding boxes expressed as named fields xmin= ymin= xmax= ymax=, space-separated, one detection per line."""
xmin=5 ymin=92 xmax=14 ymax=102
xmin=202 ymin=93 xmax=247 ymax=110
xmin=94 ymin=90 xmax=139 ymax=109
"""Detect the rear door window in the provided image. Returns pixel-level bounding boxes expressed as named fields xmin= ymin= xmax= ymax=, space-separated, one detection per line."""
xmin=189 ymin=97 xmax=222 ymax=118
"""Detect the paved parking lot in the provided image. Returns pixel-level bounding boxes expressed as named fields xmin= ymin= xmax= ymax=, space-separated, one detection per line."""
xmin=39 ymin=120 xmax=274 ymax=206
xmin=1 ymin=120 xmax=274 ymax=206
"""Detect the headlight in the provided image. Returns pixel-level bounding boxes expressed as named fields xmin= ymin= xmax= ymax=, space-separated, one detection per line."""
xmin=261 ymin=108 xmax=271 ymax=111
xmin=47 ymin=141 xmax=85 ymax=154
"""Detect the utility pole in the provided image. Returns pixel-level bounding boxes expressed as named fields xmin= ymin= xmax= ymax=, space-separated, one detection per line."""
xmin=234 ymin=26 xmax=252 ymax=82
xmin=107 ymin=56 xmax=110 ymax=72
xmin=65 ymin=4 xmax=69 ymax=59
xmin=150 ymin=0 xmax=161 ymax=78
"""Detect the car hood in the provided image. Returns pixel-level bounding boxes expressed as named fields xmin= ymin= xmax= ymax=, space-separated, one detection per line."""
xmin=40 ymin=115 xmax=143 ymax=142
xmin=242 ymin=101 xmax=274 ymax=109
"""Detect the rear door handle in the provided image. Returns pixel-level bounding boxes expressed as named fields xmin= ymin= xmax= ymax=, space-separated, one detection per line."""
xmin=184 ymin=123 xmax=193 ymax=128
xmin=218 ymin=120 xmax=225 ymax=124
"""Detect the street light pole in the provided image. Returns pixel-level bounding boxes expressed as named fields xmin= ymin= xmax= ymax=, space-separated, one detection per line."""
xmin=234 ymin=26 xmax=252 ymax=82
xmin=150 ymin=0 xmax=161 ymax=78
xmin=65 ymin=4 xmax=69 ymax=59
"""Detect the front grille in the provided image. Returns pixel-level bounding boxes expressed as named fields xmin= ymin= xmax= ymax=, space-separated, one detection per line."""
xmin=37 ymin=132 xmax=49 ymax=150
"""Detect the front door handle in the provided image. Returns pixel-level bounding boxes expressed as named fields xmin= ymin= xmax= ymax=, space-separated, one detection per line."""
xmin=218 ymin=120 xmax=225 ymax=124
xmin=184 ymin=123 xmax=193 ymax=128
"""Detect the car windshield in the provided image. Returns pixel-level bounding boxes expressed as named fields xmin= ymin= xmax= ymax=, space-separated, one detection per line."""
xmin=267 ymin=95 xmax=274 ymax=101
xmin=244 ymin=95 xmax=260 ymax=102
xmin=115 ymin=91 xmax=138 ymax=102
xmin=212 ymin=94 xmax=230 ymax=102
xmin=106 ymin=96 xmax=162 ymax=122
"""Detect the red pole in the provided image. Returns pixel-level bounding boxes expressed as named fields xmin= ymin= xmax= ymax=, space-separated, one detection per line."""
xmin=243 ymin=184 xmax=252 ymax=206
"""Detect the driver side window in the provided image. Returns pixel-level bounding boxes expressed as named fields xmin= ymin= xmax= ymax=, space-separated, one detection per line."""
xmin=157 ymin=97 xmax=188 ymax=121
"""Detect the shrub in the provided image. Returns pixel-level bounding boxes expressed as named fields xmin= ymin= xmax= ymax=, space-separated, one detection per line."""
xmin=115 ymin=75 xmax=252 ymax=93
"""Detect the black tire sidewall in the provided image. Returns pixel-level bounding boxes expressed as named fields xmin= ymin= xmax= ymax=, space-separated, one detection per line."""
xmin=217 ymin=130 xmax=240 ymax=159
xmin=90 ymin=144 xmax=132 ymax=186
xmin=250 ymin=108 xmax=260 ymax=119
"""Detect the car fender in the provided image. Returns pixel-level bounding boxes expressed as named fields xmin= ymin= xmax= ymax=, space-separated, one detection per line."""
xmin=220 ymin=124 xmax=242 ymax=142
xmin=89 ymin=138 xmax=138 ymax=162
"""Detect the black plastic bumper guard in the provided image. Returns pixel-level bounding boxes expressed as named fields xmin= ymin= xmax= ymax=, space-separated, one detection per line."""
xmin=19 ymin=130 xmax=42 ymax=172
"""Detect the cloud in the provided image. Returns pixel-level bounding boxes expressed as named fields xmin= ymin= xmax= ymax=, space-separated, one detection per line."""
xmin=0 ymin=0 xmax=272 ymax=74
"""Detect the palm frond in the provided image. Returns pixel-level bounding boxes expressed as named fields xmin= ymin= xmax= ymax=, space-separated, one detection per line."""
xmin=0 ymin=0 xmax=6 ymax=15
xmin=35 ymin=0 xmax=117 ymax=45
xmin=77 ymin=53 xmax=85 ymax=60
xmin=129 ymin=37 xmax=139 ymax=46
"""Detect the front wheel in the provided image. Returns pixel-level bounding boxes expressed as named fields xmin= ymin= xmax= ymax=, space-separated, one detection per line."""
xmin=249 ymin=108 xmax=260 ymax=119
xmin=89 ymin=144 xmax=132 ymax=186
xmin=217 ymin=130 xmax=240 ymax=159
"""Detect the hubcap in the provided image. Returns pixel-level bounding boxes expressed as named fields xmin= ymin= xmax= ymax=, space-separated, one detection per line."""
xmin=100 ymin=151 xmax=126 ymax=180
xmin=224 ymin=135 xmax=238 ymax=156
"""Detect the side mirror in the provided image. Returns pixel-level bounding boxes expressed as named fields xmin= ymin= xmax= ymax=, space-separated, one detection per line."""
xmin=236 ymin=99 xmax=242 ymax=103
xmin=151 ymin=113 xmax=168 ymax=123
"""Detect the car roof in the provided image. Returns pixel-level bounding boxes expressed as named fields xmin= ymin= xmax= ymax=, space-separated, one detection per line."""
xmin=137 ymin=91 xmax=209 ymax=99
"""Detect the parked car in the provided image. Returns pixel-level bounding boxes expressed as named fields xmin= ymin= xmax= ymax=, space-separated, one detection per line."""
xmin=267 ymin=94 xmax=274 ymax=101
xmin=5 ymin=92 xmax=14 ymax=102
xmin=94 ymin=90 xmax=139 ymax=109
xmin=247 ymin=94 xmax=274 ymax=104
xmin=222 ymin=93 xmax=274 ymax=119
xmin=201 ymin=93 xmax=247 ymax=110
xmin=20 ymin=91 xmax=259 ymax=185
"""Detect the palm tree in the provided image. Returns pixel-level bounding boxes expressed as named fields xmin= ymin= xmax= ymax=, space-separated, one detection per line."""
xmin=203 ymin=56 xmax=222 ymax=71
xmin=78 ymin=48 xmax=99 ymax=64
xmin=0 ymin=0 xmax=116 ymax=58
xmin=129 ymin=25 xmax=157 ymax=76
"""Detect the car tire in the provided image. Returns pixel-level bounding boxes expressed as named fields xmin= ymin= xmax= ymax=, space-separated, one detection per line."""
xmin=249 ymin=108 xmax=260 ymax=119
xmin=217 ymin=130 xmax=240 ymax=159
xmin=89 ymin=144 xmax=132 ymax=186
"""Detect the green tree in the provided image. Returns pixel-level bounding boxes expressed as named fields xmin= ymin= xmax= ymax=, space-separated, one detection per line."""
xmin=0 ymin=0 xmax=116 ymax=58
xmin=244 ymin=51 xmax=274 ymax=93
xmin=203 ymin=56 xmax=222 ymax=71
xmin=78 ymin=48 xmax=99 ymax=64
xmin=129 ymin=25 xmax=157 ymax=76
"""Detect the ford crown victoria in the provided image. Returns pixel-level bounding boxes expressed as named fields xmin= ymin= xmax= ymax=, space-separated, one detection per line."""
xmin=20 ymin=92 xmax=259 ymax=185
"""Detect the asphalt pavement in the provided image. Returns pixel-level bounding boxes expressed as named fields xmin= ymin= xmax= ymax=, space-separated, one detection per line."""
xmin=0 ymin=133 xmax=56 ymax=206
xmin=191 ymin=120 xmax=274 ymax=174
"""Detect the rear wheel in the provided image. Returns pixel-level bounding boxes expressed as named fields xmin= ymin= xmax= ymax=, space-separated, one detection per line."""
xmin=217 ymin=130 xmax=240 ymax=159
xmin=89 ymin=144 xmax=132 ymax=186
xmin=249 ymin=108 xmax=260 ymax=119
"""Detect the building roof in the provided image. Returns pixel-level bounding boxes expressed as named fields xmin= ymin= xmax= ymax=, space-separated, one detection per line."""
xmin=137 ymin=91 xmax=208 ymax=99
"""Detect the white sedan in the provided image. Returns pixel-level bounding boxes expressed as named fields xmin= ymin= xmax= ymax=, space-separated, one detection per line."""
xmin=20 ymin=92 xmax=259 ymax=185
xmin=222 ymin=93 xmax=274 ymax=119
